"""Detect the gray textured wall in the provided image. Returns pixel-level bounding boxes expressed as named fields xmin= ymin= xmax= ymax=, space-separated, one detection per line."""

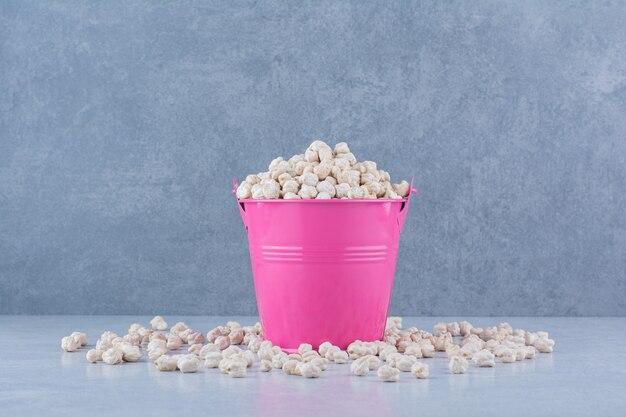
xmin=1 ymin=1 xmax=625 ymax=316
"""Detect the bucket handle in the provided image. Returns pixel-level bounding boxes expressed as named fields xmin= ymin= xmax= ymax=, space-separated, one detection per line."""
xmin=233 ymin=178 xmax=248 ymax=232
xmin=397 ymin=177 xmax=418 ymax=233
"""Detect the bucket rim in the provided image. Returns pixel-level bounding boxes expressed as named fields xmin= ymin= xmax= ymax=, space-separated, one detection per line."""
xmin=235 ymin=198 xmax=409 ymax=203
xmin=233 ymin=178 xmax=418 ymax=203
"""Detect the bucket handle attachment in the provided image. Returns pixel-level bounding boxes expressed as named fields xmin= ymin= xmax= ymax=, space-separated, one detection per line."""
xmin=233 ymin=178 xmax=248 ymax=233
xmin=397 ymin=177 xmax=418 ymax=233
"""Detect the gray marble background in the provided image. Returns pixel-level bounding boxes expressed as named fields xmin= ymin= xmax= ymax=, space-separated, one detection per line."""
xmin=1 ymin=1 xmax=625 ymax=316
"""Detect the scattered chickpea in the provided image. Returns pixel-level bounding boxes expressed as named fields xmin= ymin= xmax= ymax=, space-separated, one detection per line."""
xmin=61 ymin=317 xmax=556 ymax=383
xmin=102 ymin=348 xmax=124 ymax=365
xmin=377 ymin=365 xmax=400 ymax=382
xmin=448 ymin=356 xmax=469 ymax=374
xmin=411 ymin=362 xmax=429 ymax=379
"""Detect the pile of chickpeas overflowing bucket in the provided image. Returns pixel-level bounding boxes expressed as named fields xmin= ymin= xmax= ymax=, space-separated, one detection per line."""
xmin=60 ymin=141 xmax=555 ymax=380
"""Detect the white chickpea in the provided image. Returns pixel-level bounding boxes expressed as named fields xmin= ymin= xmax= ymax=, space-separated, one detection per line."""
xmin=215 ymin=335 xmax=231 ymax=350
xmin=178 ymin=355 xmax=201 ymax=373
xmin=446 ymin=344 xmax=461 ymax=358
xmin=228 ymin=358 xmax=248 ymax=377
xmin=472 ymin=349 xmax=495 ymax=367
xmin=404 ymin=344 xmax=423 ymax=358
xmin=121 ymin=344 xmax=142 ymax=362
xmin=86 ymin=349 xmax=103 ymax=363
xmin=360 ymin=172 xmax=377 ymax=185
xmin=258 ymin=346 xmax=273 ymax=361
xmin=147 ymin=339 xmax=166 ymax=352
xmin=334 ymin=142 xmax=350 ymax=154
xmin=245 ymin=174 xmax=260 ymax=185
xmin=366 ymin=181 xmax=384 ymax=197
xmin=434 ymin=321 xmax=448 ymax=334
xmin=148 ymin=346 xmax=167 ymax=362
xmin=294 ymin=160 xmax=308 ymax=176
xmin=313 ymin=161 xmax=331 ymax=178
xmin=283 ymin=192 xmax=301 ymax=199
xmin=316 ymin=192 xmax=332 ymax=199
xmin=433 ymin=333 xmax=453 ymax=351
xmin=166 ymin=335 xmax=183 ymax=350
xmin=204 ymin=352 xmax=223 ymax=368
xmin=336 ymin=152 xmax=356 ymax=165
xmin=229 ymin=328 xmax=244 ymax=345
xmin=332 ymin=350 xmax=349 ymax=364
xmin=384 ymin=189 xmax=401 ymax=199
xmin=270 ymin=161 xmax=290 ymax=180
xmin=187 ymin=331 xmax=205 ymax=345
xmin=298 ymin=184 xmax=318 ymax=199
xmin=251 ymin=184 xmax=264 ymax=199
xmin=288 ymin=154 xmax=304 ymax=165
xmin=221 ymin=346 xmax=243 ymax=360
xmin=298 ymin=343 xmax=313 ymax=355
xmin=378 ymin=345 xmax=398 ymax=361
xmin=282 ymin=360 xmax=300 ymax=376
xmin=277 ymin=172 xmax=292 ymax=187
xmin=318 ymin=342 xmax=333 ymax=357
xmin=155 ymin=355 xmax=179 ymax=371
xmin=524 ymin=346 xmax=537 ymax=359
xmin=260 ymin=359 xmax=273 ymax=372
xmin=170 ymin=323 xmax=188 ymax=336
xmin=459 ymin=343 xmax=481 ymax=358
xmin=350 ymin=359 xmax=370 ymax=376
xmin=309 ymin=357 xmax=329 ymax=371
xmin=315 ymin=147 xmax=331 ymax=161
xmin=447 ymin=322 xmax=461 ymax=336
xmin=448 ymin=356 xmax=469 ymax=374
xmin=347 ymin=186 xmax=366 ymax=199
xmin=534 ymin=337 xmax=555 ymax=353
xmin=393 ymin=180 xmax=410 ymax=197
xmin=377 ymin=365 xmax=400 ymax=382
xmin=268 ymin=157 xmax=284 ymax=171
xmin=262 ymin=179 xmax=281 ymax=199
xmin=334 ymin=183 xmax=351 ymax=198
xmin=297 ymin=362 xmax=322 ymax=378
xmin=236 ymin=182 xmax=252 ymax=199
xmin=282 ymin=179 xmax=300 ymax=195
xmin=61 ymin=336 xmax=81 ymax=352
xmin=304 ymin=149 xmax=319 ymax=163
xmin=480 ymin=327 xmax=498 ymax=341
xmin=411 ymin=362 xmax=429 ymax=379
xmin=70 ymin=332 xmax=88 ymax=346
xmin=102 ymin=348 xmax=124 ymax=365
xmin=316 ymin=180 xmax=336 ymax=197
xmin=420 ymin=343 xmax=435 ymax=358
xmin=496 ymin=323 xmax=512 ymax=335
xmin=395 ymin=355 xmax=418 ymax=372
xmin=272 ymin=352 xmax=289 ymax=369
xmin=459 ymin=321 xmax=473 ymax=336
xmin=301 ymin=172 xmax=319 ymax=187
xmin=247 ymin=338 xmax=263 ymax=353
xmin=499 ymin=348 xmax=516 ymax=363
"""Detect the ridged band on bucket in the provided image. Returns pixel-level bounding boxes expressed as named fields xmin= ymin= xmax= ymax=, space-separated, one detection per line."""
xmin=251 ymin=245 xmax=396 ymax=264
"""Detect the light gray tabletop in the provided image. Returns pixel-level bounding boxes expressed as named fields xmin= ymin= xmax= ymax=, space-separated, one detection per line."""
xmin=0 ymin=316 xmax=624 ymax=417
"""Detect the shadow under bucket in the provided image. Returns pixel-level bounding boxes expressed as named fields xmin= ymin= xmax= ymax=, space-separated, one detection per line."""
xmin=234 ymin=179 xmax=417 ymax=351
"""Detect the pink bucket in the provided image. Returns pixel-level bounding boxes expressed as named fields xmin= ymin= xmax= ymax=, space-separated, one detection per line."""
xmin=234 ymin=179 xmax=417 ymax=351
